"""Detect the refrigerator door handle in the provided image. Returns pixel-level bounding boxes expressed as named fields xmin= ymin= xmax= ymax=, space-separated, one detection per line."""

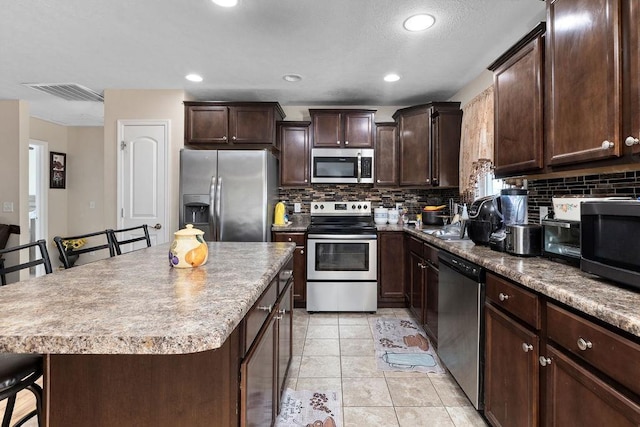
xmin=215 ymin=176 xmax=223 ymax=241
xmin=209 ymin=175 xmax=217 ymax=240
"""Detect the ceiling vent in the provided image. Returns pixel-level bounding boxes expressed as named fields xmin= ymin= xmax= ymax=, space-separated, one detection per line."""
xmin=22 ymin=83 xmax=104 ymax=102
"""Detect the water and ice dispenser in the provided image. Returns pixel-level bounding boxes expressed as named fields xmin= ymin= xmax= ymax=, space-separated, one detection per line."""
xmin=181 ymin=195 xmax=211 ymax=240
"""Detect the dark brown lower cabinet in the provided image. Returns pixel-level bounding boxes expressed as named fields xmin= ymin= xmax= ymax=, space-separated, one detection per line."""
xmin=424 ymin=264 xmax=438 ymax=344
xmin=484 ymin=303 xmax=539 ymax=427
xmin=377 ymin=232 xmax=405 ymax=307
xmin=276 ymin=281 xmax=293 ymax=414
xmin=273 ymin=232 xmax=306 ymax=307
xmin=542 ymin=345 xmax=640 ymax=426
xmin=408 ymin=249 xmax=425 ymax=324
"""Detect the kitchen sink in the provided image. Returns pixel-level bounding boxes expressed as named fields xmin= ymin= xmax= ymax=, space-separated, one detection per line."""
xmin=423 ymin=224 xmax=469 ymax=241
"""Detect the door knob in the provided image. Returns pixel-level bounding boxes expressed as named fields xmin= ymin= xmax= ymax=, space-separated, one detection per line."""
xmin=577 ymin=337 xmax=593 ymax=351
xmin=522 ymin=343 xmax=533 ymax=352
xmin=539 ymin=356 xmax=552 ymax=367
xmin=601 ymin=140 xmax=614 ymax=150
xmin=152 ymin=223 xmax=162 ymax=230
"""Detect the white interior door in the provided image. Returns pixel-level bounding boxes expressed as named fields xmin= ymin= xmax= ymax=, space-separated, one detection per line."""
xmin=28 ymin=140 xmax=48 ymax=277
xmin=117 ymin=120 xmax=170 ymax=252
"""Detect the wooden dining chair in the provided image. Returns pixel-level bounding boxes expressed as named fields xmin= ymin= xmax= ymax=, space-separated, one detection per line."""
xmin=108 ymin=224 xmax=152 ymax=255
xmin=0 ymin=240 xmax=52 ymax=286
xmin=0 ymin=240 xmax=50 ymax=426
xmin=53 ymin=230 xmax=116 ymax=269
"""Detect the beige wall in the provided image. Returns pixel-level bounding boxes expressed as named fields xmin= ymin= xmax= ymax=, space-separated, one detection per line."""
xmin=103 ymin=89 xmax=185 ymax=235
xmin=449 ymin=70 xmax=494 ymax=107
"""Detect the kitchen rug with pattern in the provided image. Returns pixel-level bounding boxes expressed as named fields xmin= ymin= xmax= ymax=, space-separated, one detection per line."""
xmin=275 ymin=388 xmax=342 ymax=427
xmin=371 ymin=317 xmax=445 ymax=374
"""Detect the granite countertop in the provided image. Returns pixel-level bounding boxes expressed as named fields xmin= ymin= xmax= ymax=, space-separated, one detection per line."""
xmin=271 ymin=214 xmax=311 ymax=232
xmin=400 ymin=225 xmax=640 ymax=338
xmin=0 ymin=242 xmax=295 ymax=355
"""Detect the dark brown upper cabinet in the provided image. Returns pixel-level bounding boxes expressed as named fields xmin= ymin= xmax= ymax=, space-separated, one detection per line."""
xmin=374 ymin=122 xmax=398 ymax=186
xmin=277 ymin=121 xmax=311 ymax=187
xmin=628 ymin=1 xmax=640 ymax=155
xmin=488 ymin=23 xmax=546 ymax=177
xmin=546 ymin=0 xmax=624 ymax=166
xmin=184 ymin=102 xmax=284 ymax=147
xmin=393 ymin=102 xmax=461 ymax=187
xmin=310 ymin=109 xmax=375 ymax=148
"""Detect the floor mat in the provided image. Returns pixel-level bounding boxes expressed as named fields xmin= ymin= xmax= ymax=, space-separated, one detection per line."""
xmin=275 ymin=388 xmax=342 ymax=427
xmin=371 ymin=317 xmax=445 ymax=374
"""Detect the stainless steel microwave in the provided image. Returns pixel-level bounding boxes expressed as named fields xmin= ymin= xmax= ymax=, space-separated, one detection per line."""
xmin=311 ymin=148 xmax=374 ymax=184
xmin=581 ymin=200 xmax=640 ymax=291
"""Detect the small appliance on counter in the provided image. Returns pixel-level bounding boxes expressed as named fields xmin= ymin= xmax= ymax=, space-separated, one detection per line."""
xmin=542 ymin=219 xmax=580 ymax=265
xmin=500 ymin=189 xmax=528 ymax=225
xmin=467 ymin=195 xmax=503 ymax=245
xmin=505 ymin=224 xmax=542 ymax=256
xmin=489 ymin=229 xmax=507 ymax=252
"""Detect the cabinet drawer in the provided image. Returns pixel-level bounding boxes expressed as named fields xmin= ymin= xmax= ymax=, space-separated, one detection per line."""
xmin=273 ymin=232 xmax=305 ymax=246
xmin=423 ymin=243 xmax=438 ymax=268
xmin=407 ymin=236 xmax=423 ymax=255
xmin=547 ymin=303 xmax=640 ymax=396
xmin=244 ymin=279 xmax=279 ymax=354
xmin=486 ymin=273 xmax=540 ymax=329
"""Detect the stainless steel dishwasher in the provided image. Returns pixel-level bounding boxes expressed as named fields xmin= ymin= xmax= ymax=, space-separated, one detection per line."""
xmin=437 ymin=251 xmax=485 ymax=410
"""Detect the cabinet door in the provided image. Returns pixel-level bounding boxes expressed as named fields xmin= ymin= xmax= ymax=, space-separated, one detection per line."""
xmin=431 ymin=109 xmax=462 ymax=187
xmin=312 ymin=112 xmax=343 ymax=147
xmin=279 ymin=123 xmax=310 ymax=186
xmin=424 ymin=264 xmax=438 ymax=345
xmin=229 ymin=105 xmax=276 ymax=144
xmin=547 ymin=0 xmax=623 ymax=165
xmin=185 ymin=105 xmax=229 ymax=144
xmin=377 ymin=232 xmax=405 ymax=305
xmin=293 ymin=246 xmax=306 ymax=306
xmin=343 ymin=111 xmax=374 ymax=147
xmin=493 ymin=33 xmax=544 ymax=176
xmin=542 ymin=345 xmax=640 ymax=426
xmin=484 ymin=303 xmax=539 ymax=427
xmin=398 ymin=108 xmax=431 ymax=186
xmin=629 ymin=0 xmax=640 ymax=155
xmin=241 ymin=316 xmax=276 ymax=427
xmin=276 ymin=280 xmax=293 ymax=416
xmin=375 ymin=123 xmax=398 ymax=186
xmin=409 ymin=251 xmax=425 ymax=324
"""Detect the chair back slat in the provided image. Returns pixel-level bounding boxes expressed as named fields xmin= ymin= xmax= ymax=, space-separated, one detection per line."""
xmin=109 ymin=225 xmax=151 ymax=255
xmin=0 ymin=239 xmax=52 ymax=285
xmin=53 ymin=230 xmax=116 ymax=269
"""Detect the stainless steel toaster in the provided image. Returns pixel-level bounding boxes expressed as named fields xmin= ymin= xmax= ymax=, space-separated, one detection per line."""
xmin=505 ymin=224 xmax=542 ymax=256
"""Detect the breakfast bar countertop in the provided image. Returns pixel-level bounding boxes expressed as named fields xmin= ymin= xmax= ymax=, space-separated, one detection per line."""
xmin=0 ymin=241 xmax=295 ymax=355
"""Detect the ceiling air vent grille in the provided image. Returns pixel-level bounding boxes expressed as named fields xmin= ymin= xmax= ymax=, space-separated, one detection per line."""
xmin=22 ymin=83 xmax=104 ymax=102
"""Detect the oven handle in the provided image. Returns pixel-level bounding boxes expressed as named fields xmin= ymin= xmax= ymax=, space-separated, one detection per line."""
xmin=307 ymin=234 xmax=377 ymax=240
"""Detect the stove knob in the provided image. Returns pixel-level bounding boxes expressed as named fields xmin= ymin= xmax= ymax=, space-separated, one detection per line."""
xmin=358 ymin=205 xmax=362 ymax=210
xmin=352 ymin=204 xmax=356 ymax=209
xmin=320 ymin=204 xmax=324 ymax=210
xmin=313 ymin=204 xmax=318 ymax=210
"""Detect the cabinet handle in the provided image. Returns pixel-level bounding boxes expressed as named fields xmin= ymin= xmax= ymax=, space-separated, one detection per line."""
xmin=300 ymin=249 xmax=304 ymax=255
xmin=336 ymin=140 xmax=341 ymax=145
xmin=601 ymin=140 xmax=614 ymax=150
xmin=625 ymin=136 xmax=640 ymax=146
xmin=425 ymin=178 xmax=431 ymax=184
xmin=577 ymin=337 xmax=593 ymax=351
xmin=279 ymin=308 xmax=287 ymax=314
xmin=345 ymin=141 xmax=349 ymax=145
xmin=287 ymin=237 xmax=292 ymax=242
xmin=377 ymin=179 xmax=381 ymax=183
xmin=232 ymin=136 xmax=237 ymax=141
xmin=258 ymin=304 xmax=272 ymax=313
xmin=222 ymin=135 xmax=227 ymax=140
xmin=539 ymin=356 xmax=552 ymax=367
xmin=304 ymin=179 xmax=308 ymax=183
xmin=522 ymin=343 xmax=533 ymax=353
xmin=275 ymin=315 xmax=283 ymax=320
xmin=498 ymin=293 xmax=510 ymax=301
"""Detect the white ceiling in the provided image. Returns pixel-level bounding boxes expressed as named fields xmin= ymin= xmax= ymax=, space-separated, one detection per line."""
xmin=0 ymin=0 xmax=546 ymax=127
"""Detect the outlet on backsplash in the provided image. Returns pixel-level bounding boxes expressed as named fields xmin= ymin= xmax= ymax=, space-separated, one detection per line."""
xmin=539 ymin=206 xmax=549 ymax=223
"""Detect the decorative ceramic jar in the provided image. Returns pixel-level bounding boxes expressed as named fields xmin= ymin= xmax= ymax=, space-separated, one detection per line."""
xmin=169 ymin=224 xmax=208 ymax=268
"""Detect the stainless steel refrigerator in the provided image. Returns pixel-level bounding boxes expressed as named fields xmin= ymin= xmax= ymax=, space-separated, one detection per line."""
xmin=179 ymin=149 xmax=278 ymax=242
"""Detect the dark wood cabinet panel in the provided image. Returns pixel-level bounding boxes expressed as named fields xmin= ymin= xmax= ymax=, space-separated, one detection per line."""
xmin=276 ymin=280 xmax=293 ymax=416
xmin=547 ymin=0 xmax=623 ymax=165
xmin=272 ymin=232 xmax=306 ymax=307
xmin=184 ymin=102 xmax=284 ymax=147
xmin=394 ymin=102 xmax=461 ymax=187
xmin=542 ymin=345 xmax=640 ymax=427
xmin=629 ymin=0 xmax=640 ymax=155
xmin=489 ymin=23 xmax=545 ymax=176
xmin=408 ymin=250 xmax=425 ymax=324
xmin=377 ymin=232 xmax=405 ymax=307
xmin=424 ymin=262 xmax=438 ymax=345
xmin=485 ymin=303 xmax=539 ymax=427
xmin=310 ymin=109 xmax=375 ymax=148
xmin=278 ymin=122 xmax=310 ymax=187
xmin=375 ymin=122 xmax=398 ymax=186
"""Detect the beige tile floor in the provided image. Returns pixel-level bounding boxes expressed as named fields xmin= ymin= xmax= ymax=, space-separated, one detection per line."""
xmin=285 ymin=308 xmax=488 ymax=427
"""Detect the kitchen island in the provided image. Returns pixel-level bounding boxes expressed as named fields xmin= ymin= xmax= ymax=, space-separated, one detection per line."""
xmin=0 ymin=241 xmax=295 ymax=426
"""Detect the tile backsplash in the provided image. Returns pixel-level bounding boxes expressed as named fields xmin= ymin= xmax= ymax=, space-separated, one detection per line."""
xmin=527 ymin=171 xmax=640 ymax=223
xmin=278 ymin=185 xmax=460 ymax=217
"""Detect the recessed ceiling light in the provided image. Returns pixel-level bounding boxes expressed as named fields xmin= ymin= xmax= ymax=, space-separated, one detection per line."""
xmin=185 ymin=74 xmax=203 ymax=82
xmin=212 ymin=0 xmax=238 ymax=7
xmin=283 ymin=74 xmax=303 ymax=82
xmin=384 ymin=74 xmax=400 ymax=82
xmin=403 ymin=14 xmax=436 ymax=32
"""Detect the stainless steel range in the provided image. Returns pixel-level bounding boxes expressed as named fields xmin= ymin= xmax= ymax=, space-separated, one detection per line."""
xmin=306 ymin=201 xmax=377 ymax=312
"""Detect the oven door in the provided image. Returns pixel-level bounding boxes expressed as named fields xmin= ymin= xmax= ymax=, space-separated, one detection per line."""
xmin=306 ymin=234 xmax=377 ymax=281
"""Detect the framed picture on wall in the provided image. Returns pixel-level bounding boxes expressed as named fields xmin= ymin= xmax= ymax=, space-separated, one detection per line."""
xmin=50 ymin=151 xmax=66 ymax=189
